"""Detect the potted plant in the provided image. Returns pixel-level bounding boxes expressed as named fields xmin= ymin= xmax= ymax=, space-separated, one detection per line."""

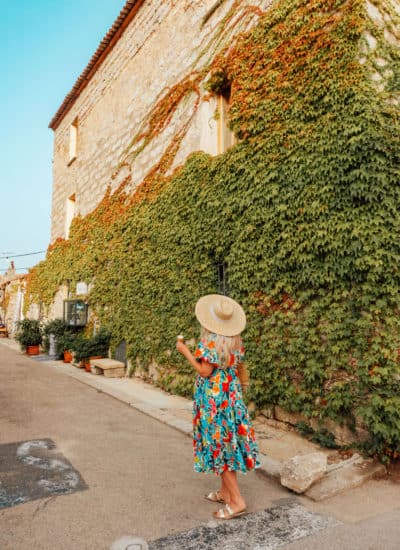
xmin=15 ymin=319 xmax=43 ymax=355
xmin=90 ymin=329 xmax=111 ymax=358
xmin=56 ymin=332 xmax=79 ymax=363
xmin=72 ymin=329 xmax=111 ymax=372
xmin=72 ymin=334 xmax=91 ymax=369
xmin=43 ymin=319 xmax=70 ymax=358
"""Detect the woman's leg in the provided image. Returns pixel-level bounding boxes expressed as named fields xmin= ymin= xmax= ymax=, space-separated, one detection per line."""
xmin=220 ymin=470 xmax=246 ymax=512
xmin=219 ymin=475 xmax=230 ymax=503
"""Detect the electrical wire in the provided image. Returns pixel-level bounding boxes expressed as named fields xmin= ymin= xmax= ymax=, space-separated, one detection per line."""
xmin=0 ymin=250 xmax=46 ymax=259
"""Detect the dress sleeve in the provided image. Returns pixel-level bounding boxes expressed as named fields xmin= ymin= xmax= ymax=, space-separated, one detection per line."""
xmin=234 ymin=345 xmax=245 ymax=366
xmin=194 ymin=339 xmax=219 ymax=366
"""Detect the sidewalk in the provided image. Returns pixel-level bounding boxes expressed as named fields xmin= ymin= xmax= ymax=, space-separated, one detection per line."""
xmin=0 ymin=337 xmax=385 ymax=501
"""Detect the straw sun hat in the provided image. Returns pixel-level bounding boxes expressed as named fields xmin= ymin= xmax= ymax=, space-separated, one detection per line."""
xmin=195 ymin=294 xmax=246 ymax=337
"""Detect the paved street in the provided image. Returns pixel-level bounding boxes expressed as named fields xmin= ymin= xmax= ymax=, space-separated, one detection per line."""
xmin=1 ymin=343 xmax=400 ymax=550
xmin=0 ymin=343 xmax=297 ymax=549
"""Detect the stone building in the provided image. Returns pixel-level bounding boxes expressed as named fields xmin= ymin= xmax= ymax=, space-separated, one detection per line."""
xmin=0 ymin=264 xmax=27 ymax=336
xmin=49 ymin=0 xmax=271 ymax=241
xmin=37 ymin=0 xmax=400 ymax=450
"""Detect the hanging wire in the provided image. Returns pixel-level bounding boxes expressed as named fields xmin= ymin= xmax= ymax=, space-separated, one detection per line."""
xmin=0 ymin=250 xmax=45 ymax=259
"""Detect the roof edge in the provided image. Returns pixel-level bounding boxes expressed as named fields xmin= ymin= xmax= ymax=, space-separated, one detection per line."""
xmin=49 ymin=0 xmax=145 ymax=131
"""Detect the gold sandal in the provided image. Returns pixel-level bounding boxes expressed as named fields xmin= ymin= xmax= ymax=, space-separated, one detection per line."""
xmin=205 ymin=491 xmax=225 ymax=504
xmin=213 ymin=504 xmax=247 ymax=520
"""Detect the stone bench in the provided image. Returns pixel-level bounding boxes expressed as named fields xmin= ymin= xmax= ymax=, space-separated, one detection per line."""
xmin=90 ymin=358 xmax=125 ymax=378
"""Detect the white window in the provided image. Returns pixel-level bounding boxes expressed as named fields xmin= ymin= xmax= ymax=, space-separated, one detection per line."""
xmin=68 ymin=118 xmax=78 ymax=164
xmin=217 ymin=90 xmax=235 ymax=154
xmin=65 ymin=193 xmax=76 ymax=238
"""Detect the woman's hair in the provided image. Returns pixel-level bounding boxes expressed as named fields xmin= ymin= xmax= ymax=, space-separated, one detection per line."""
xmin=200 ymin=327 xmax=242 ymax=368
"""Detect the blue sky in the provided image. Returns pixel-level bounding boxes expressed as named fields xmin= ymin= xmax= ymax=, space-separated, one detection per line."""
xmin=1 ymin=1 xmax=124 ymax=273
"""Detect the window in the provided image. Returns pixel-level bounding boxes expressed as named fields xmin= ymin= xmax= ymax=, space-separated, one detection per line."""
xmin=68 ymin=118 xmax=78 ymax=164
xmin=63 ymin=299 xmax=88 ymax=327
xmin=214 ymin=259 xmax=229 ymax=296
xmin=65 ymin=193 xmax=76 ymax=238
xmin=217 ymin=87 xmax=236 ymax=154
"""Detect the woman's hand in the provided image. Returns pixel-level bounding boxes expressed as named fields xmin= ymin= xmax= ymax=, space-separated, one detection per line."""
xmin=176 ymin=338 xmax=213 ymax=377
xmin=176 ymin=340 xmax=188 ymax=355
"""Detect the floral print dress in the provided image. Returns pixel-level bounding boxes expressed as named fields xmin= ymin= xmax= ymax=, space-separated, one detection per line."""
xmin=192 ymin=333 xmax=259 ymax=475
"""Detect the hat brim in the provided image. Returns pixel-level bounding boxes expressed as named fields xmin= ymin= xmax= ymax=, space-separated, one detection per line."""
xmin=195 ymin=294 xmax=246 ymax=337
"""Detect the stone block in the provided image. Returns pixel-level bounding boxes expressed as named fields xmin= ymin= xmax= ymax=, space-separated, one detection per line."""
xmin=280 ymin=452 xmax=327 ymax=494
xmin=306 ymin=459 xmax=386 ymax=501
xmin=90 ymin=358 xmax=126 ymax=378
xmin=92 ymin=366 xmax=103 ymax=375
xmin=104 ymin=367 xmax=125 ymax=378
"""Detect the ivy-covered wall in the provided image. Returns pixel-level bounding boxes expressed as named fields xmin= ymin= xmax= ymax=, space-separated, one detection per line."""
xmin=29 ymin=0 xmax=400 ymax=458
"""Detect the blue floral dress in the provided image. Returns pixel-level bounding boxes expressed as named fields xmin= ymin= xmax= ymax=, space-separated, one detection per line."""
xmin=192 ymin=334 xmax=259 ymax=475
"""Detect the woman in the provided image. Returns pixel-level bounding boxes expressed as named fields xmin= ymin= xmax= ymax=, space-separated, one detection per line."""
xmin=176 ymin=294 xmax=259 ymax=520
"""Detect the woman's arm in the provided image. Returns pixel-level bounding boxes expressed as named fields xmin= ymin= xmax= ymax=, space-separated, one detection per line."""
xmin=176 ymin=340 xmax=213 ymax=377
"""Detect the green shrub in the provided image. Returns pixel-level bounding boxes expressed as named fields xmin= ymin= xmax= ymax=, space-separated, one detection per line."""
xmin=55 ymin=332 xmax=81 ymax=357
xmin=42 ymin=319 xmax=72 ymax=354
xmin=15 ymin=319 xmax=42 ymax=349
xmin=71 ymin=329 xmax=111 ymax=362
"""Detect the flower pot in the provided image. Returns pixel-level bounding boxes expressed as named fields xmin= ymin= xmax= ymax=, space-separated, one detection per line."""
xmin=27 ymin=345 xmax=40 ymax=356
xmin=63 ymin=350 xmax=73 ymax=363
xmin=80 ymin=359 xmax=90 ymax=371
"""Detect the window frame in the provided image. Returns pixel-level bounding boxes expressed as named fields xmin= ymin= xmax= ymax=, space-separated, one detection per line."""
xmin=68 ymin=118 xmax=78 ymax=165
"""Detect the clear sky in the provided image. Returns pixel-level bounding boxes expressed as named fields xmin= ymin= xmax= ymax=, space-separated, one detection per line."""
xmin=1 ymin=0 xmax=125 ymax=274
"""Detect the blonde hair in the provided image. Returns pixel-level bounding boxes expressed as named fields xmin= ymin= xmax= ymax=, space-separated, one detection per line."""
xmin=200 ymin=327 xmax=242 ymax=368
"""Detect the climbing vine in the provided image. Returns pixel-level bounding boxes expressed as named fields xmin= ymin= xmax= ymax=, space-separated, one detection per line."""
xmin=27 ymin=0 xmax=400 ymax=459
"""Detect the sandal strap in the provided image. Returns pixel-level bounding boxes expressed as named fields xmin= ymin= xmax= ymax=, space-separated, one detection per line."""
xmin=206 ymin=491 xmax=222 ymax=501
xmin=216 ymin=504 xmax=234 ymax=519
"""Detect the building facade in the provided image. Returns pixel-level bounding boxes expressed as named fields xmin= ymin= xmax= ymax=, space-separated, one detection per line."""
xmin=37 ymin=0 xmax=400 ymax=451
xmin=50 ymin=0 xmax=271 ymax=241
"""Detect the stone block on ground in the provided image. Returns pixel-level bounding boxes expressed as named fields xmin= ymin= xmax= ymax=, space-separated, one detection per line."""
xmin=305 ymin=459 xmax=386 ymax=501
xmin=104 ymin=367 xmax=125 ymax=378
xmin=89 ymin=358 xmax=125 ymax=378
xmin=280 ymin=452 xmax=327 ymax=494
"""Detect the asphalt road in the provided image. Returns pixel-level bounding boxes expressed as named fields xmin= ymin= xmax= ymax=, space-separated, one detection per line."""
xmin=0 ymin=343 xmax=294 ymax=549
xmin=1 ymin=343 xmax=400 ymax=550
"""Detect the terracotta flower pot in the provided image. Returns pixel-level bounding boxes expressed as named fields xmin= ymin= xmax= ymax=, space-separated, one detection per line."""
xmin=88 ymin=355 xmax=102 ymax=373
xmin=80 ymin=359 xmax=90 ymax=371
xmin=27 ymin=345 xmax=40 ymax=356
xmin=63 ymin=350 xmax=73 ymax=363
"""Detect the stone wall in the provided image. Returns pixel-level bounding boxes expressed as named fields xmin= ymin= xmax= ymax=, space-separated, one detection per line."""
xmin=50 ymin=0 xmax=271 ymax=240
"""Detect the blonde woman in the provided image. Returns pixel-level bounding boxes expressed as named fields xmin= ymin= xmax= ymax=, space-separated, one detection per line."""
xmin=176 ymin=294 xmax=259 ymax=520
